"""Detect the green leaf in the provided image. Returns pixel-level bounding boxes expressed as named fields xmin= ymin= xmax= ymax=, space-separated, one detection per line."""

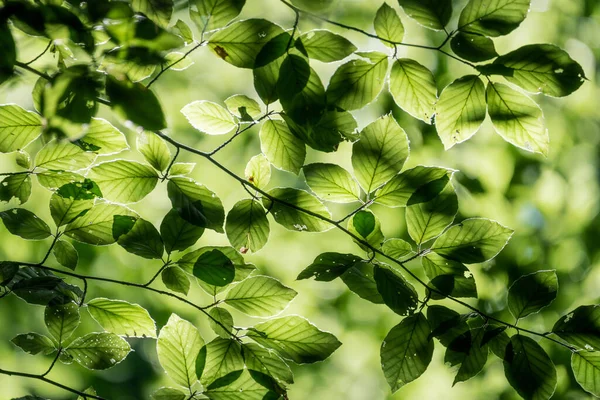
xmin=406 ymin=178 xmax=458 ymax=245
xmin=458 ymin=0 xmax=530 ymax=37
xmin=45 ymin=301 xmax=80 ymax=344
xmin=252 ymin=32 xmax=290 ymax=104
xmin=0 ymin=208 xmax=51 ymax=240
xmin=303 ymin=163 xmax=360 ymax=203
xmin=244 ymin=154 xmax=271 ymax=189
xmin=208 ymin=308 xmax=234 ymax=338
xmin=53 ymin=240 xmax=78 ymax=270
xmin=208 ymin=19 xmax=283 ymax=68
xmin=277 ymin=54 xmax=326 ymax=125
xmin=9 ymin=267 xmax=81 ymax=306
xmin=106 ymin=76 xmax=166 ymax=131
xmin=552 ymin=305 xmax=600 ymax=351
xmin=151 ymin=387 xmax=187 ymax=400
xmin=262 ymin=187 xmax=332 ymax=232
xmin=381 ymin=312 xmax=434 ymax=392
xmin=381 ymin=238 xmax=414 ymax=260
xmin=389 ymin=58 xmax=437 ymax=123
xmin=422 ymin=253 xmax=477 ymax=298
xmin=167 ymin=177 xmax=225 ymax=232
xmin=160 ymin=209 xmax=205 ymax=254
xmin=65 ymin=332 xmax=131 ymax=370
xmin=225 ymin=199 xmax=270 ymax=253
xmin=571 ymin=351 xmax=600 ymax=397
xmin=259 ymin=119 xmax=306 ymax=174
xmin=204 ymin=369 xmax=274 ymax=399
xmin=295 ymin=30 xmax=357 ymax=62
xmin=157 ymin=314 xmax=205 ymax=389
xmin=11 ymin=333 xmax=56 ymax=356
xmin=0 ymin=104 xmax=42 ymax=153
xmin=79 ymin=118 xmax=129 ymax=155
xmin=132 ymin=0 xmax=173 ymax=27
xmin=485 ymin=326 xmax=511 ymax=359
xmin=0 ymin=22 xmax=15 ymax=85
xmin=374 ymin=3 xmax=404 ymax=46
xmin=181 ymin=100 xmax=237 ymax=135
xmin=64 ymin=202 xmax=137 ymax=245
xmin=37 ymin=171 xmax=85 ymax=190
xmin=0 ymin=174 xmax=31 ymax=204
xmin=178 ymin=246 xmax=254 ymax=278
xmin=375 ymin=166 xmax=455 ymax=207
xmin=137 ymin=131 xmax=171 ymax=172
xmin=35 ymin=141 xmax=95 ymax=170
xmin=431 ymin=218 xmax=514 ymax=263
xmin=163 ymin=52 xmax=194 ymax=71
xmin=340 ymin=261 xmax=384 ymax=304
xmin=296 ymin=252 xmax=362 ymax=281
xmin=352 ymin=114 xmax=409 ymax=194
xmin=374 ymin=265 xmax=418 ymax=316
xmin=15 ymin=150 xmax=31 ymax=169
xmin=507 ymin=270 xmax=558 ymax=320
xmin=201 ymin=338 xmax=244 ymax=386
xmin=189 ymin=0 xmax=246 ymax=33
xmin=161 ymin=266 xmax=190 ymax=295
xmin=0 ymin=261 xmax=19 ymax=286
xmin=427 ymin=305 xmax=470 ymax=348
xmin=435 ymin=75 xmax=486 ymax=149
xmin=444 ymin=321 xmax=488 ymax=385
xmin=291 ymin=0 xmax=333 ymax=12
xmin=117 ymin=218 xmax=164 ymax=259
xmin=225 ymin=94 xmax=262 ymax=121
xmin=397 ymin=0 xmax=452 ymax=30
xmin=326 ymin=53 xmax=388 ymax=110
xmin=491 ymin=44 xmax=586 ymax=97
xmin=87 ymin=297 xmax=157 ymax=338
xmin=174 ymin=19 xmax=194 ymax=44
xmin=348 ymin=209 xmax=385 ymax=250
xmin=225 ymin=276 xmax=297 ymax=317
xmin=503 ymin=335 xmax=557 ymax=400
xmin=450 ymin=33 xmax=498 ymax=62
xmin=243 ymin=343 xmax=294 ymax=385
xmin=49 ymin=179 xmax=100 ymax=227
xmin=89 ymin=160 xmax=158 ymax=204
xmin=193 ymin=249 xmax=235 ymax=286
xmin=247 ymin=316 xmax=341 ymax=364
xmin=169 ymin=163 xmax=195 ymax=177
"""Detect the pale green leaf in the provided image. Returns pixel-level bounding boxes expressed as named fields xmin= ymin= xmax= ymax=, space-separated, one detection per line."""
xmin=89 ymin=160 xmax=158 ymax=203
xmin=204 ymin=369 xmax=273 ymax=399
xmin=572 ymin=352 xmax=600 ymax=397
xmin=169 ymin=163 xmax=195 ymax=177
xmin=326 ymin=53 xmax=388 ymax=110
xmin=225 ymin=199 xmax=270 ymax=253
xmin=137 ymin=131 xmax=172 ymax=172
xmin=132 ymin=0 xmax=173 ymax=27
xmin=244 ymin=154 xmax=271 ymax=189
xmin=11 ymin=332 xmax=56 ymax=355
xmin=431 ymin=218 xmax=514 ymax=263
xmin=503 ymin=335 xmax=557 ymax=400
xmin=381 ymin=238 xmax=414 ymax=260
xmin=201 ymin=338 xmax=244 ymax=386
xmin=348 ymin=209 xmax=385 ymax=250
xmin=243 ymin=342 xmax=294 ymax=384
xmin=157 ymin=313 xmax=205 ymax=388
xmin=303 ymin=163 xmax=360 ymax=203
xmin=0 ymin=174 xmax=31 ymax=204
xmin=381 ymin=312 xmax=434 ymax=392
xmin=49 ymin=179 xmax=99 ymax=227
xmin=181 ymin=101 xmax=236 ymax=135
xmin=374 ymin=3 xmax=404 ymax=46
xmin=15 ymin=150 xmax=31 ymax=169
xmin=375 ymin=166 xmax=455 ymax=207
xmin=64 ymin=202 xmax=137 ymax=245
xmin=296 ymin=29 xmax=357 ymax=62
xmin=36 ymin=171 xmax=85 ymax=190
xmin=208 ymin=308 xmax=234 ymax=338
xmin=174 ymin=19 xmax=194 ymax=44
xmin=435 ymin=75 xmax=486 ymax=149
xmin=262 ymin=187 xmax=332 ymax=232
xmin=167 ymin=177 xmax=225 ymax=232
xmin=352 ymin=114 xmax=409 ymax=193
xmin=151 ymin=387 xmax=187 ymax=400
xmin=508 ymin=270 xmax=558 ymax=320
xmin=225 ymin=94 xmax=262 ymax=121
xmin=259 ymin=119 xmax=306 ymax=174
xmin=35 ymin=141 xmax=95 ymax=170
xmin=458 ymin=0 xmax=530 ymax=37
xmin=65 ymin=332 xmax=131 ymax=370
xmin=164 ymin=52 xmax=194 ymax=71
xmin=389 ymin=58 xmax=437 ymax=123
xmin=225 ymin=276 xmax=297 ymax=317
xmin=0 ymin=104 xmax=42 ymax=153
xmin=190 ymin=0 xmax=246 ymax=33
xmin=87 ymin=297 xmax=157 ymax=338
xmin=247 ymin=316 xmax=341 ymax=364
xmin=79 ymin=118 xmax=129 ymax=155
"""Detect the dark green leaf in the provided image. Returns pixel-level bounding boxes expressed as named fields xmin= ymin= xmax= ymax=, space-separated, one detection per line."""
xmin=0 ymin=174 xmax=31 ymax=205
xmin=552 ymin=305 xmax=600 ymax=351
xmin=381 ymin=312 xmax=434 ymax=392
xmin=262 ymin=187 xmax=332 ymax=232
xmin=53 ymin=240 xmax=78 ymax=270
xmin=423 ymin=253 xmax=477 ymax=298
xmin=507 ymin=270 xmax=558 ymax=320
xmin=296 ymin=252 xmax=362 ymax=281
xmin=193 ymin=249 xmax=235 ymax=286
xmin=295 ymin=30 xmax=356 ymax=62
xmin=117 ymin=218 xmax=164 ymax=259
xmin=45 ymin=301 xmax=80 ymax=344
xmin=458 ymin=0 xmax=530 ymax=37
xmin=167 ymin=177 xmax=225 ymax=232
xmin=11 ymin=332 xmax=56 ymax=356
xmin=0 ymin=22 xmax=15 ymax=84
xmin=0 ymin=208 xmax=51 ymax=240
xmin=444 ymin=321 xmax=488 ymax=385
xmin=451 ymin=32 xmax=497 ymax=62
xmin=0 ymin=261 xmax=19 ymax=286
xmin=133 ymin=0 xmax=173 ymax=27
xmin=397 ymin=0 xmax=452 ymax=30
xmin=161 ymin=266 xmax=190 ymax=295
xmin=340 ymin=260 xmax=384 ymax=304
xmin=160 ymin=209 xmax=205 ymax=254
xmin=106 ymin=76 xmax=166 ymax=130
xmin=375 ymin=166 xmax=454 ymax=207
xmin=374 ymin=265 xmax=418 ymax=316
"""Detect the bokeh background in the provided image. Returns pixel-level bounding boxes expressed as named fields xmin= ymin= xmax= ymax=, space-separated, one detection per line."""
xmin=1 ymin=0 xmax=599 ymax=399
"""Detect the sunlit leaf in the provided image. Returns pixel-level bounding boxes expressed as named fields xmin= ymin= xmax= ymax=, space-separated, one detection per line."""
xmin=64 ymin=202 xmax=137 ymax=245
xmin=45 ymin=302 xmax=80 ymax=344
xmin=0 ymin=174 xmax=31 ymax=205
xmin=458 ymin=0 xmax=530 ymax=37
xmin=225 ymin=276 xmax=297 ymax=317
xmin=225 ymin=94 xmax=262 ymax=121
xmin=208 ymin=308 xmax=234 ymax=338
xmin=571 ymin=351 xmax=600 ymax=397
xmin=225 ymin=199 xmax=270 ymax=253
xmin=374 ymin=3 xmax=404 ymax=46
xmin=303 ymin=163 xmax=360 ymax=203
xmin=201 ymin=338 xmax=244 ymax=386
xmin=137 ymin=131 xmax=172 ymax=172
xmin=65 ymin=332 xmax=131 ymax=370
xmin=507 ymin=270 xmax=558 ymax=320
xmin=190 ymin=0 xmax=246 ymax=33
xmin=397 ymin=0 xmax=452 ymax=30
xmin=79 ymin=118 xmax=129 ymax=155
xmin=53 ymin=240 xmax=78 ymax=270
xmin=0 ymin=208 xmax=51 ymax=240
xmin=87 ymin=297 xmax=157 ymax=338
xmin=193 ymin=249 xmax=235 ymax=287
xmin=89 ymin=160 xmax=159 ymax=203
xmin=181 ymin=100 xmax=237 ymax=135
xmin=262 ymin=187 xmax=332 ymax=232
xmin=259 ymin=119 xmax=306 ymax=174
xmin=0 ymin=104 xmax=42 ymax=153
xmin=376 ymin=166 xmax=454 ymax=207
xmin=389 ymin=58 xmax=437 ymax=123
xmin=295 ymin=30 xmax=357 ymax=62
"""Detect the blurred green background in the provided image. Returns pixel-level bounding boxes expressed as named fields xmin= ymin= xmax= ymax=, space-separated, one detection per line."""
xmin=1 ymin=0 xmax=599 ymax=399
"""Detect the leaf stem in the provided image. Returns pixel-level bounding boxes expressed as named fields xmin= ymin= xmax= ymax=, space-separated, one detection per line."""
xmin=146 ymin=42 xmax=206 ymax=89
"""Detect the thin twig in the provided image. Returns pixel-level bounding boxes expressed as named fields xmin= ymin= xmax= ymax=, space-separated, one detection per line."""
xmin=40 ymin=348 xmax=62 ymax=377
xmin=208 ymin=111 xmax=275 ymax=155
xmin=24 ymin=40 xmax=53 ymax=65
xmin=162 ymin=147 xmax=180 ymax=181
xmin=14 ymin=61 xmax=52 ymax=81
xmin=146 ymin=42 xmax=205 ymax=89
